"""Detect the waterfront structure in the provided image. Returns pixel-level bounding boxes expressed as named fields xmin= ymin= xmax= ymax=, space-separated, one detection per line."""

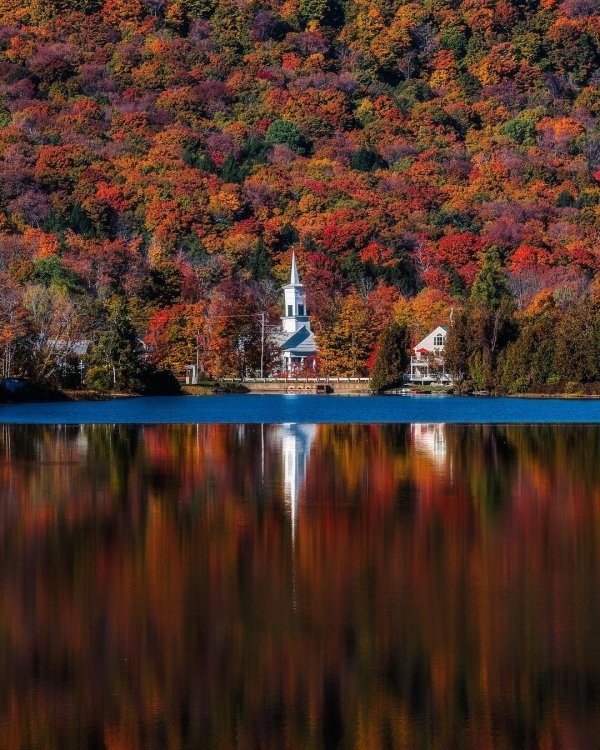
xmin=275 ymin=253 xmax=317 ymax=375
xmin=409 ymin=325 xmax=452 ymax=384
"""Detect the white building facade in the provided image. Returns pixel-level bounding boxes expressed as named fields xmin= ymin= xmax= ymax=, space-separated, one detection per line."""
xmin=409 ymin=325 xmax=452 ymax=384
xmin=276 ymin=253 xmax=317 ymax=375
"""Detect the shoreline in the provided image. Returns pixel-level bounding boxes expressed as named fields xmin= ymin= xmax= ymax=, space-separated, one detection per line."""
xmin=507 ymin=392 xmax=600 ymax=400
xmin=0 ymin=389 xmax=139 ymax=404
xmin=5 ymin=389 xmax=600 ymax=404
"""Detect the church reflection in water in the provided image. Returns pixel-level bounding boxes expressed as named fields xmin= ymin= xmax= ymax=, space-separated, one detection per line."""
xmin=274 ymin=422 xmax=316 ymax=538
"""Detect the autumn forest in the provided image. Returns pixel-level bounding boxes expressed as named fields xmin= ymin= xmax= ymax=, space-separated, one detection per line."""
xmin=0 ymin=0 xmax=599 ymax=390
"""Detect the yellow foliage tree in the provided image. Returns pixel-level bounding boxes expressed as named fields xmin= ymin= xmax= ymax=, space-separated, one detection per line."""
xmin=317 ymin=292 xmax=376 ymax=376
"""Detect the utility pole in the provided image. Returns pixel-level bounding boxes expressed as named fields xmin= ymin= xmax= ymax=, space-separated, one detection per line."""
xmin=195 ymin=328 xmax=200 ymax=384
xmin=260 ymin=312 xmax=265 ymax=380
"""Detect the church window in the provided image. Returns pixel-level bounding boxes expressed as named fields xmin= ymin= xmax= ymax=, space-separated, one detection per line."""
xmin=298 ymin=304 xmax=305 ymax=316
xmin=434 ymin=333 xmax=444 ymax=346
xmin=287 ymin=305 xmax=293 ymax=316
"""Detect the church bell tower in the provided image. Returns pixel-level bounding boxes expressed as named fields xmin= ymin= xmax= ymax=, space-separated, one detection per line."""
xmin=282 ymin=252 xmax=310 ymax=333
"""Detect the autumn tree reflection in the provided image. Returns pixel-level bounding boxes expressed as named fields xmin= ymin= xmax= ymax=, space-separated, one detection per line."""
xmin=0 ymin=423 xmax=600 ymax=748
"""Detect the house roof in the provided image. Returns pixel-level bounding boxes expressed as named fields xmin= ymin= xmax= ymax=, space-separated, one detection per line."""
xmin=46 ymin=339 xmax=91 ymax=356
xmin=414 ymin=325 xmax=449 ymax=352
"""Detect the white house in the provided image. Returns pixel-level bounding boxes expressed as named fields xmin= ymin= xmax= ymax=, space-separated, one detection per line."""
xmin=275 ymin=252 xmax=317 ymax=375
xmin=409 ymin=325 xmax=451 ymax=383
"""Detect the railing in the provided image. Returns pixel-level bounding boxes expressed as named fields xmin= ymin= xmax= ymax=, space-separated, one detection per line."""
xmin=408 ymin=373 xmax=452 ymax=382
xmin=410 ymin=356 xmax=443 ymax=367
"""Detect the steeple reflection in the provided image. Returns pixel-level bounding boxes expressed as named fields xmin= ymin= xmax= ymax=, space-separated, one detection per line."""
xmin=276 ymin=423 xmax=316 ymax=537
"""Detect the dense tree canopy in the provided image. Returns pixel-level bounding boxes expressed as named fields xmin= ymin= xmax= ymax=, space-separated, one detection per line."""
xmin=0 ymin=0 xmax=598 ymax=387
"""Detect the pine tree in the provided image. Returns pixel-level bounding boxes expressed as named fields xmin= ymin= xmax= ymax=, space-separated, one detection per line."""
xmin=220 ymin=154 xmax=244 ymax=183
xmin=369 ymin=321 xmax=411 ymax=392
xmin=444 ymin=310 xmax=471 ymax=387
xmin=554 ymin=298 xmax=600 ymax=384
xmin=350 ymin=147 xmax=384 ymax=173
xmin=85 ymin=296 xmax=146 ymax=392
xmin=470 ymin=248 xmax=511 ymax=310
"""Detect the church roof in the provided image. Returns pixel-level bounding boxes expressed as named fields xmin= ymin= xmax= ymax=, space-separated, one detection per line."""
xmin=276 ymin=325 xmax=317 ymax=354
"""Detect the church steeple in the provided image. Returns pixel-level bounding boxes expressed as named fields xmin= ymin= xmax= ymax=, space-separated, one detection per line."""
xmin=282 ymin=251 xmax=310 ymax=333
xmin=290 ymin=251 xmax=300 ymax=285
xmin=278 ymin=251 xmax=318 ymax=375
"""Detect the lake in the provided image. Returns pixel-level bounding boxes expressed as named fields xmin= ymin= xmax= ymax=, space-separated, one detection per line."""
xmin=3 ymin=393 xmax=600 ymax=423
xmin=1 ymin=422 xmax=600 ymax=748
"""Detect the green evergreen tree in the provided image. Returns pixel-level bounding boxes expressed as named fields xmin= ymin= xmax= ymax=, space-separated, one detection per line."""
xmin=298 ymin=0 xmax=342 ymax=28
xmin=220 ymin=153 xmax=244 ymax=183
xmin=181 ymin=0 xmax=218 ymax=18
xmin=370 ymin=321 xmax=411 ymax=392
xmin=265 ymin=120 xmax=307 ymax=154
xmin=31 ymin=255 xmax=83 ymax=294
xmin=443 ymin=310 xmax=471 ymax=388
xmin=350 ymin=147 xmax=384 ymax=172
xmin=445 ymin=299 xmax=516 ymax=392
xmin=85 ymin=296 xmax=146 ymax=392
xmin=470 ymin=248 xmax=511 ymax=310
xmin=240 ymin=136 xmax=269 ymax=168
xmin=196 ymin=152 xmax=217 ymax=173
xmin=556 ymin=190 xmax=576 ymax=207
xmin=497 ymin=302 xmax=559 ymax=392
xmin=501 ymin=117 xmax=537 ymax=146
xmin=247 ymin=237 xmax=272 ymax=280
xmin=554 ymin=298 xmax=600 ymax=384
xmin=453 ymin=249 xmax=517 ymax=390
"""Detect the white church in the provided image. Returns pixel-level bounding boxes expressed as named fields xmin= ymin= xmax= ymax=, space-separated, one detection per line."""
xmin=275 ymin=252 xmax=317 ymax=375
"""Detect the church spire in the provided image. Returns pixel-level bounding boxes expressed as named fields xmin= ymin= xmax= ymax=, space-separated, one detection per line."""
xmin=281 ymin=250 xmax=310 ymax=333
xmin=290 ymin=251 xmax=300 ymax=285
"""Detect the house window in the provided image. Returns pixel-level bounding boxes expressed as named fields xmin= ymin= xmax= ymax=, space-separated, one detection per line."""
xmin=298 ymin=304 xmax=305 ymax=316
xmin=287 ymin=305 xmax=293 ymax=316
xmin=434 ymin=333 xmax=445 ymax=347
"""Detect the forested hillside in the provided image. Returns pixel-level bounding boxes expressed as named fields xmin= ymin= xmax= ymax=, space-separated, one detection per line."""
xmin=0 ymin=0 xmax=598 ymax=389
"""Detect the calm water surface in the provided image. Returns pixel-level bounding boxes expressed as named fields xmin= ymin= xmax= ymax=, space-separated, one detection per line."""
xmin=1 ymin=423 xmax=600 ymax=749
xmin=3 ymin=394 xmax=600 ymax=423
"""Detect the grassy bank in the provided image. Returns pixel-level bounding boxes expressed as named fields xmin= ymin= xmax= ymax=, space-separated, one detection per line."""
xmin=182 ymin=383 xmax=250 ymax=395
xmin=509 ymin=393 xmax=600 ymax=399
xmin=504 ymin=382 xmax=600 ymax=399
xmin=0 ymin=387 xmax=139 ymax=403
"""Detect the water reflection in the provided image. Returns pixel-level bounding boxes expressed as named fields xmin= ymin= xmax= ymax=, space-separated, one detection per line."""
xmin=277 ymin=423 xmax=316 ymax=538
xmin=411 ymin=422 xmax=447 ymax=468
xmin=1 ymin=423 xmax=600 ymax=748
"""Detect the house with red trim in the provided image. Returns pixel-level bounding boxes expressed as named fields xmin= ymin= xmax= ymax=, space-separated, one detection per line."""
xmin=409 ymin=325 xmax=451 ymax=384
